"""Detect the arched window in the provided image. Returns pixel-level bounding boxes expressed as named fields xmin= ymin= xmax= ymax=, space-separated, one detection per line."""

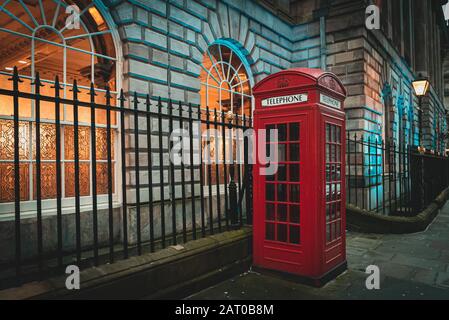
xmin=199 ymin=43 xmax=252 ymax=117
xmin=0 ymin=0 xmax=118 ymax=206
xmin=199 ymin=42 xmax=253 ymax=186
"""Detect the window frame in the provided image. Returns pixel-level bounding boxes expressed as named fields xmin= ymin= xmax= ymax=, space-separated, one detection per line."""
xmin=0 ymin=0 xmax=123 ymax=216
xmin=199 ymin=42 xmax=254 ymax=187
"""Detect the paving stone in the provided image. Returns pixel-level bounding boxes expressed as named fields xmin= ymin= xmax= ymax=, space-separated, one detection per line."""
xmin=373 ymin=261 xmax=417 ymax=281
xmin=346 ymin=246 xmax=368 ymax=256
xmin=360 ymin=250 xmax=395 ymax=263
xmin=412 ymin=268 xmax=438 ymax=286
xmin=347 ymin=237 xmax=383 ymax=250
xmin=436 ymin=272 xmax=449 ymax=288
xmin=391 ymin=254 xmax=447 ymax=272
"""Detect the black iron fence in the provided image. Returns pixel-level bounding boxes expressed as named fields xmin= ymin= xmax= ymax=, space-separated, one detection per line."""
xmin=409 ymin=149 xmax=449 ymax=212
xmin=346 ymin=132 xmax=449 ymax=216
xmin=0 ymin=67 xmax=253 ymax=288
xmin=3 ymin=67 xmax=449 ymax=289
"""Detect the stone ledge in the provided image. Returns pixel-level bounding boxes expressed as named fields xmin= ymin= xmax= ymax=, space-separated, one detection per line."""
xmin=347 ymin=188 xmax=449 ymax=234
xmin=0 ymin=227 xmax=252 ymax=300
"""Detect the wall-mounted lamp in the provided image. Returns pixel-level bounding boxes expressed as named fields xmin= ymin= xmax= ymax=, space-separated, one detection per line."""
xmin=412 ymin=77 xmax=430 ymax=147
xmin=412 ymin=79 xmax=430 ymax=97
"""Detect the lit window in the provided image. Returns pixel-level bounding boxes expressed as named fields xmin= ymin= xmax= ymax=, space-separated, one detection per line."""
xmin=0 ymin=0 xmax=117 ymax=205
xmin=199 ymin=43 xmax=253 ymax=186
xmin=200 ymin=44 xmax=252 ymax=117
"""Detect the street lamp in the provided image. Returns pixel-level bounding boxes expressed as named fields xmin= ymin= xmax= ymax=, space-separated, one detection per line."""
xmin=412 ymin=77 xmax=430 ymax=212
xmin=412 ymin=77 xmax=430 ymax=148
xmin=412 ymin=79 xmax=430 ymax=97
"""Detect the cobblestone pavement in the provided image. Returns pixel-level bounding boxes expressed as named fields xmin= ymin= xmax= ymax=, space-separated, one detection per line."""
xmin=187 ymin=202 xmax=449 ymax=300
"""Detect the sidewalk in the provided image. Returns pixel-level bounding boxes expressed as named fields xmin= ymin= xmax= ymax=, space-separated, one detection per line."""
xmin=186 ymin=202 xmax=449 ymax=300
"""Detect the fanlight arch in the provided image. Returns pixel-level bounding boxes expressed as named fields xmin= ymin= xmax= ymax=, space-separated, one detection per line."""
xmin=0 ymin=0 xmax=117 ymax=91
xmin=199 ymin=42 xmax=253 ymax=186
xmin=199 ymin=42 xmax=253 ymax=117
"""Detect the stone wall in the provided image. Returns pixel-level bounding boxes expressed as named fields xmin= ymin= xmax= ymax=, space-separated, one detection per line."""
xmin=106 ymin=0 xmax=300 ymax=103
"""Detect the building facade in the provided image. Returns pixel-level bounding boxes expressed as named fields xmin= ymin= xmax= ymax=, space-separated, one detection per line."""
xmin=0 ymin=0 xmax=448 ymax=266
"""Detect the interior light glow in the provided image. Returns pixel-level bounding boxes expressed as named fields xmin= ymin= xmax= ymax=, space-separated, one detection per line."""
xmin=88 ymin=7 xmax=105 ymax=27
xmin=412 ymin=79 xmax=430 ymax=97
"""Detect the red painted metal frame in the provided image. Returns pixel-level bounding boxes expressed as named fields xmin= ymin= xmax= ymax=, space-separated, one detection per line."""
xmin=252 ymin=68 xmax=347 ymax=283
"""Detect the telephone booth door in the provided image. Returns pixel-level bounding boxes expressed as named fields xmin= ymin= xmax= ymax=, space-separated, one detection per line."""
xmin=324 ymin=120 xmax=344 ymax=252
xmin=255 ymin=114 xmax=310 ymax=275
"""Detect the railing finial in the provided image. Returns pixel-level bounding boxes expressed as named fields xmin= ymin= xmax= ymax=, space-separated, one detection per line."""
xmin=52 ymin=75 xmax=63 ymax=91
xmin=105 ymin=85 xmax=111 ymax=99
xmin=89 ymin=82 xmax=97 ymax=97
xmin=32 ymin=72 xmax=44 ymax=88
xmin=145 ymin=94 xmax=151 ymax=112
xmin=8 ymin=66 xmax=23 ymax=83
xmin=70 ymin=79 xmax=80 ymax=93
xmin=118 ymin=88 xmax=126 ymax=103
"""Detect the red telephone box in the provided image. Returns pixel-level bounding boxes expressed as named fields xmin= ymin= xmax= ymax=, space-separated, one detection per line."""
xmin=252 ymin=68 xmax=347 ymax=286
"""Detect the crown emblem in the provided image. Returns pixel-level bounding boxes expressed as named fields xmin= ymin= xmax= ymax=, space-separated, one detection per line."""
xmin=277 ymin=76 xmax=289 ymax=88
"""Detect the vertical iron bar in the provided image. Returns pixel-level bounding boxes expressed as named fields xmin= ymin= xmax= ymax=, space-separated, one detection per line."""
xmin=119 ymin=90 xmax=128 ymax=258
xmin=361 ymin=135 xmax=365 ymax=210
xmin=188 ymin=103 xmax=197 ymax=240
xmin=375 ymin=137 xmax=379 ymax=213
xmin=34 ymin=73 xmax=43 ymax=274
xmin=133 ymin=92 xmax=142 ymax=255
xmin=214 ymin=109 xmax=222 ymax=232
xmin=168 ymin=100 xmax=177 ymax=245
xmin=198 ymin=107 xmax=206 ymax=237
xmin=235 ymin=115 xmax=243 ymax=225
xmin=247 ymin=115 xmax=253 ymax=224
xmin=388 ymin=140 xmax=393 ymax=214
xmin=393 ymin=140 xmax=397 ymax=213
xmin=158 ymin=98 xmax=166 ymax=247
xmin=228 ymin=116 xmax=238 ymax=226
xmin=146 ymin=95 xmax=155 ymax=252
xmin=179 ymin=102 xmax=187 ymax=243
xmin=206 ymin=106 xmax=213 ymax=235
xmin=90 ymin=83 xmax=98 ymax=266
xmin=399 ymin=135 xmax=403 ymax=214
xmin=54 ymin=76 xmax=63 ymax=268
xmin=354 ymin=133 xmax=358 ymax=208
xmin=106 ymin=87 xmax=115 ymax=261
xmin=407 ymin=134 xmax=411 ymax=214
xmin=222 ymin=111 xmax=229 ymax=229
xmin=421 ymin=151 xmax=425 ymax=210
xmin=243 ymin=113 xmax=251 ymax=224
xmin=72 ymin=80 xmax=81 ymax=265
xmin=12 ymin=67 xmax=22 ymax=280
xmin=368 ymin=136 xmax=372 ymax=211
xmin=404 ymin=135 xmax=408 ymax=213
xmin=420 ymin=150 xmax=424 ymax=211
xmin=382 ymin=139 xmax=386 ymax=215
xmin=402 ymin=115 xmax=407 ymax=213
xmin=347 ymin=132 xmax=351 ymax=205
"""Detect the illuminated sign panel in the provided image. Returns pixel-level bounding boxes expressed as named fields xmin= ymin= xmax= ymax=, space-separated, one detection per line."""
xmin=261 ymin=94 xmax=308 ymax=107
xmin=320 ymin=93 xmax=341 ymax=109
